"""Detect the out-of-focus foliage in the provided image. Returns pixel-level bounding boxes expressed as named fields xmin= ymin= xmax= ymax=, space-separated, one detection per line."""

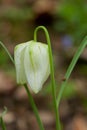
xmin=0 ymin=0 xmax=87 ymax=45
xmin=42 ymin=80 xmax=77 ymax=100
xmin=54 ymin=0 xmax=87 ymax=44
xmin=0 ymin=0 xmax=35 ymax=44
xmin=0 ymin=7 xmax=33 ymax=22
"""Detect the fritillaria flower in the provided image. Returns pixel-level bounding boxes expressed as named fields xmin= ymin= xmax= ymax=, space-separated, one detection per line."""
xmin=14 ymin=40 xmax=50 ymax=93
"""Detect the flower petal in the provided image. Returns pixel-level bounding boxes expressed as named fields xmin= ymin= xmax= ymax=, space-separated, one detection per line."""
xmin=24 ymin=41 xmax=50 ymax=93
xmin=14 ymin=42 xmax=29 ymax=84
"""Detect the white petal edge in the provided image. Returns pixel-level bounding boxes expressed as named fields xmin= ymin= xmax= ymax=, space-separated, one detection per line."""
xmin=14 ymin=42 xmax=30 ymax=84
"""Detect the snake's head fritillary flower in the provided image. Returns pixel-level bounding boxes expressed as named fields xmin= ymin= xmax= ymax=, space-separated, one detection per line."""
xmin=14 ymin=40 xmax=50 ymax=93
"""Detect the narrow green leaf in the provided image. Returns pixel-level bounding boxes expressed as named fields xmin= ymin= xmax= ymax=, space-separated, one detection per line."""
xmin=0 ymin=41 xmax=14 ymax=64
xmin=57 ymin=36 xmax=87 ymax=107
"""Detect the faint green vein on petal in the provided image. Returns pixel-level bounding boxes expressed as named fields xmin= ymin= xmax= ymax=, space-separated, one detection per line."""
xmin=24 ymin=41 xmax=50 ymax=93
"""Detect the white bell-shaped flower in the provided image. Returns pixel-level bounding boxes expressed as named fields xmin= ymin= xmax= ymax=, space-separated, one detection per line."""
xmin=14 ymin=40 xmax=50 ymax=93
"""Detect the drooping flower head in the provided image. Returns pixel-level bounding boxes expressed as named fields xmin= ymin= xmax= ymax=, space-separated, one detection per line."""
xmin=14 ymin=40 xmax=50 ymax=93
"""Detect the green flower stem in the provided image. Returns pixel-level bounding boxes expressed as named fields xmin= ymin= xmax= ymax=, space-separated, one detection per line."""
xmin=0 ymin=107 xmax=7 ymax=130
xmin=0 ymin=41 xmax=14 ymax=64
xmin=24 ymin=84 xmax=44 ymax=130
xmin=34 ymin=26 xmax=61 ymax=130
xmin=0 ymin=117 xmax=6 ymax=130
xmin=57 ymin=36 xmax=87 ymax=108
